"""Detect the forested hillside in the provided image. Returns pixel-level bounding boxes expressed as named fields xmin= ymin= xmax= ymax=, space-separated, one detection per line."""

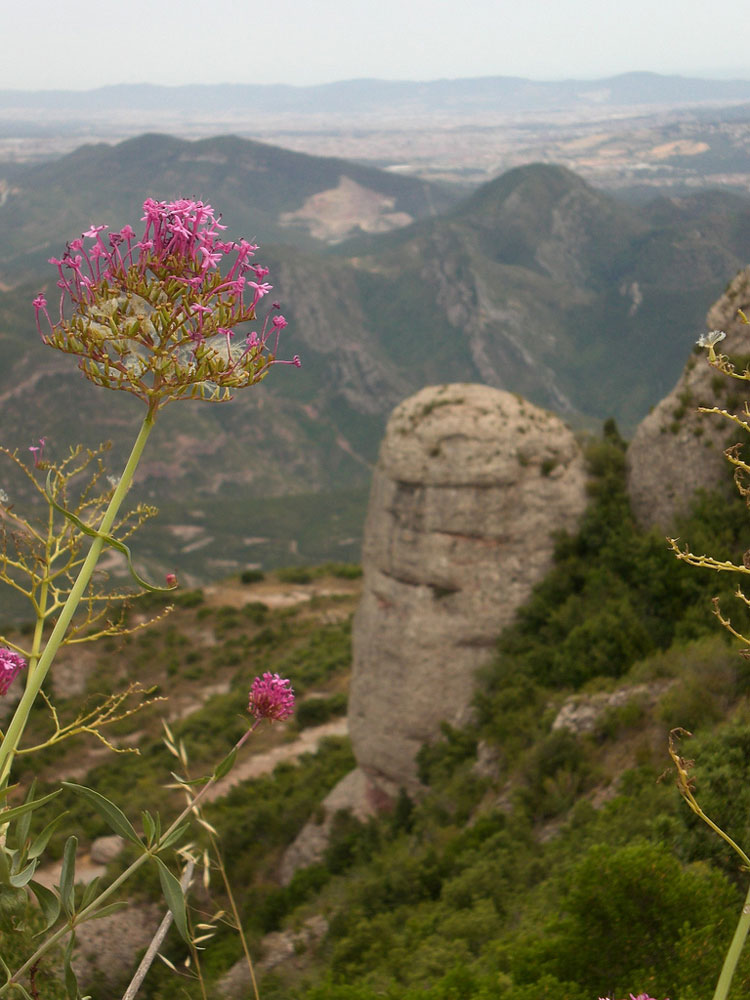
xmin=6 ymin=424 xmax=750 ymax=998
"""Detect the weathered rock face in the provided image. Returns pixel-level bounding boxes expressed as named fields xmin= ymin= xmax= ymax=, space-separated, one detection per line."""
xmin=627 ymin=267 xmax=750 ymax=532
xmin=348 ymin=383 xmax=588 ymax=795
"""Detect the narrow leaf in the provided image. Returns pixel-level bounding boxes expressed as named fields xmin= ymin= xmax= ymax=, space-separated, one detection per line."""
xmin=170 ymin=771 xmax=209 ymax=787
xmin=9 ymin=858 xmax=37 ymax=887
xmin=62 ymin=783 xmax=141 ymax=846
xmin=58 ymin=836 xmax=77 ymax=916
xmin=0 ymin=789 xmax=61 ymax=827
xmin=154 ymin=857 xmax=190 ymax=943
xmin=80 ymin=877 xmax=102 ymax=910
xmin=63 ymin=932 xmax=80 ymax=1000
xmin=158 ymin=821 xmax=190 ymax=851
xmin=16 ymin=780 xmax=37 ymax=848
xmin=29 ymin=879 xmax=61 ymax=930
xmin=213 ymin=746 xmax=238 ymax=782
xmin=77 ymin=900 xmax=128 ymax=924
xmin=141 ymin=810 xmax=156 ymax=845
xmin=28 ymin=811 xmax=69 ymax=859
xmin=0 ymin=847 xmax=11 ymax=884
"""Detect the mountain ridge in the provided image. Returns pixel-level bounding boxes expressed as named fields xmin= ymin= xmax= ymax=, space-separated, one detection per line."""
xmin=3 ymin=72 xmax=750 ymax=114
xmin=2 ymin=138 xmax=750 ymax=578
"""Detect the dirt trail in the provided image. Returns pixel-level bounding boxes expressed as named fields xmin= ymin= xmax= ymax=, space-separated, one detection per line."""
xmin=35 ymin=716 xmax=349 ymax=887
xmin=203 ymin=716 xmax=349 ymax=801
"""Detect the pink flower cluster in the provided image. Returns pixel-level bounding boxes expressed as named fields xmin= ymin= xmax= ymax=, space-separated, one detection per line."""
xmin=34 ymin=199 xmax=299 ymax=407
xmin=0 ymin=649 xmax=27 ymax=696
xmin=600 ymin=994 xmax=664 ymax=1000
xmin=248 ymin=672 xmax=295 ymax=722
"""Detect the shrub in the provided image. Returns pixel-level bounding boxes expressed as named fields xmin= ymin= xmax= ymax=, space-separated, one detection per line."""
xmin=296 ymin=693 xmax=348 ymax=728
xmin=240 ymin=568 xmax=265 ymax=584
xmin=277 ymin=566 xmax=313 ymax=584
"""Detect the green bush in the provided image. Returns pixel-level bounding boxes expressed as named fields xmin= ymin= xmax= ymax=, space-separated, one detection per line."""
xmin=173 ymin=588 xmax=204 ymax=608
xmin=277 ymin=566 xmax=313 ymax=584
xmin=296 ymin=692 xmax=348 ymax=728
xmin=240 ymin=568 xmax=265 ymax=584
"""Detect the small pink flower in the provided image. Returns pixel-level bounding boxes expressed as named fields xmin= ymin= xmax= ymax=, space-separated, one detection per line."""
xmin=166 ymin=573 xmax=177 ymax=588
xmin=0 ymin=649 xmax=27 ymax=695
xmin=29 ymin=437 xmax=47 ymax=467
xmin=248 ymin=673 xmax=295 ymax=722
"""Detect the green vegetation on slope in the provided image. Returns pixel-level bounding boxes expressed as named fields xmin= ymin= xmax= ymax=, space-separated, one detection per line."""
xmin=249 ymin=427 xmax=750 ymax=1000
xmin=7 ymin=425 xmax=750 ymax=999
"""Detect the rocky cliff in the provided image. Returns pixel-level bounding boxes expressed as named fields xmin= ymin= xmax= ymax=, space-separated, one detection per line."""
xmin=350 ymin=383 xmax=588 ymax=793
xmin=279 ymin=384 xmax=588 ymax=882
xmin=627 ymin=267 xmax=750 ymax=531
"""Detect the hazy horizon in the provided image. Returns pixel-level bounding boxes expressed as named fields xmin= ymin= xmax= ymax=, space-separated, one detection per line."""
xmin=4 ymin=0 xmax=748 ymax=92
xmin=1 ymin=69 xmax=750 ymax=97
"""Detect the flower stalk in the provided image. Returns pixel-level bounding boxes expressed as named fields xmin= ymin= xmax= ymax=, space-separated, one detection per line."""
xmin=0 ymin=408 xmax=156 ymax=788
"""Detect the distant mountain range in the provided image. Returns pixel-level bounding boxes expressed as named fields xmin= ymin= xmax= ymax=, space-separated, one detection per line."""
xmin=1 ymin=132 xmax=750 ymax=582
xmin=3 ymin=72 xmax=750 ymax=116
xmin=0 ymin=133 xmax=458 ymax=277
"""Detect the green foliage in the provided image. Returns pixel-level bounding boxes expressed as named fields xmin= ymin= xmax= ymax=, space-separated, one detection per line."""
xmin=508 ymin=841 xmax=742 ymax=999
xmin=417 ymin=723 xmax=478 ymax=785
xmin=172 ymin=588 xmax=204 ymax=608
xmin=479 ymin=430 xmax=747 ymax=700
xmin=515 ymin=729 xmax=595 ymax=821
xmin=296 ymin=692 xmax=348 ymax=728
xmin=240 ymin=568 xmax=265 ymax=584
xmin=669 ymin=721 xmax=750 ymax=877
xmin=277 ymin=566 xmax=314 ymax=584
xmin=0 ymin=900 xmax=67 ymax=998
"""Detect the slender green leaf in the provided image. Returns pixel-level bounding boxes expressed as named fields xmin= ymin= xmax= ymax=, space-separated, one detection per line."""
xmin=158 ymin=821 xmax=190 ymax=851
xmin=15 ymin=780 xmax=37 ymax=849
xmin=58 ymin=836 xmax=77 ymax=916
xmin=63 ymin=932 xmax=80 ymax=1000
xmin=154 ymin=857 xmax=190 ymax=943
xmin=61 ymin=783 xmax=141 ymax=846
xmin=80 ymin=876 xmax=101 ymax=910
xmin=213 ymin=746 xmax=238 ymax=782
xmin=0 ymin=789 xmax=62 ymax=827
xmin=78 ymin=900 xmax=128 ymax=924
xmin=29 ymin=879 xmax=61 ymax=930
xmin=9 ymin=858 xmax=37 ymax=887
xmin=170 ymin=770 xmax=209 ymax=787
xmin=141 ymin=810 xmax=156 ymax=845
xmin=28 ymin=811 xmax=69 ymax=859
xmin=0 ymin=848 xmax=11 ymax=884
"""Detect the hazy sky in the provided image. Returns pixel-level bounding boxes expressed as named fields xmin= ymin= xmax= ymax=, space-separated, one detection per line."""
xmin=2 ymin=0 xmax=748 ymax=91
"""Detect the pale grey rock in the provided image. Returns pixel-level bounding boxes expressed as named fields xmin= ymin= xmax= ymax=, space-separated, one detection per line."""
xmin=552 ymin=681 xmax=674 ymax=735
xmin=72 ymin=903 xmax=161 ymax=992
xmin=627 ymin=267 xmax=750 ymax=532
xmin=348 ymin=383 xmax=588 ymax=795
xmin=90 ymin=834 xmax=124 ymax=864
xmin=217 ymin=915 xmax=328 ymax=998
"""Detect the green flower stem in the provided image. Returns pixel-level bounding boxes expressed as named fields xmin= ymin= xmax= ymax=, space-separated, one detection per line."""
xmin=714 ymin=881 xmax=750 ymax=1000
xmin=2 ymin=844 xmax=156 ymax=993
xmin=3 ymin=721 xmax=260 ymax=992
xmin=0 ymin=409 xmax=156 ymax=788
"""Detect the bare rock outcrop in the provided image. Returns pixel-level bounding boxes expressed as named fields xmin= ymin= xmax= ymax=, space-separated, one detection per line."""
xmin=551 ymin=681 xmax=674 ymax=735
xmin=72 ymin=903 xmax=161 ymax=993
xmin=627 ymin=268 xmax=750 ymax=532
xmin=347 ymin=383 xmax=588 ymax=796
